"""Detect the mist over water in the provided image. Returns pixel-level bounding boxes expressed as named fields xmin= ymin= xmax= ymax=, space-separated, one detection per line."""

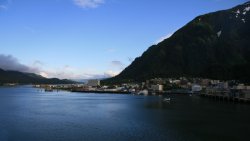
xmin=0 ymin=86 xmax=249 ymax=141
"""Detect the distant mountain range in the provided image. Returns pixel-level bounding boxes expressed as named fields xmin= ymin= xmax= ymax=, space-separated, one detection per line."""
xmin=105 ymin=1 xmax=250 ymax=83
xmin=0 ymin=68 xmax=74 ymax=84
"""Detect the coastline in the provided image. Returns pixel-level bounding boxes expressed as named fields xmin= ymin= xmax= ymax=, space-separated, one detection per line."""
xmin=71 ymin=90 xmax=131 ymax=94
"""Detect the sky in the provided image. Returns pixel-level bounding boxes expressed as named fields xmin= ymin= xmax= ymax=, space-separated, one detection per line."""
xmin=0 ymin=0 xmax=248 ymax=80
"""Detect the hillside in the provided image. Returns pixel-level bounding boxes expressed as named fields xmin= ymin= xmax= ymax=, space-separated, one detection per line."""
xmin=0 ymin=68 xmax=74 ymax=84
xmin=105 ymin=1 xmax=250 ymax=83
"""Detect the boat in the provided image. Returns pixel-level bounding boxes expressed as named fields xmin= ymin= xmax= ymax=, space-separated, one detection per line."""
xmin=163 ymin=98 xmax=171 ymax=102
xmin=138 ymin=90 xmax=148 ymax=96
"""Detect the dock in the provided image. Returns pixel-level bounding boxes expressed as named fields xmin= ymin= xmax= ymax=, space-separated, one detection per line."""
xmin=199 ymin=93 xmax=250 ymax=103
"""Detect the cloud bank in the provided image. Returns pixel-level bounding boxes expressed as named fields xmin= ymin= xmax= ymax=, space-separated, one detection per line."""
xmin=0 ymin=54 xmax=119 ymax=80
xmin=73 ymin=0 xmax=105 ymax=8
xmin=0 ymin=54 xmax=39 ymax=73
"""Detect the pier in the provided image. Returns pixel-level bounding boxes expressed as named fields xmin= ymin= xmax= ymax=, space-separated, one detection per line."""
xmin=200 ymin=93 xmax=250 ymax=103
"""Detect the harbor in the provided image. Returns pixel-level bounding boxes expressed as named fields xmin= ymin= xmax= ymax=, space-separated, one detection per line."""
xmin=33 ymin=77 xmax=250 ymax=104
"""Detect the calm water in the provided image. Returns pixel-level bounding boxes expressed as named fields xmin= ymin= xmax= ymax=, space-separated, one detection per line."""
xmin=0 ymin=86 xmax=249 ymax=141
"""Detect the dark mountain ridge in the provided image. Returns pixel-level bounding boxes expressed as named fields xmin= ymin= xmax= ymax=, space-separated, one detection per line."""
xmin=105 ymin=1 xmax=250 ymax=83
xmin=0 ymin=68 xmax=74 ymax=84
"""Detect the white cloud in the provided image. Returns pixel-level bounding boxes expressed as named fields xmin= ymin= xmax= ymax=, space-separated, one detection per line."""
xmin=104 ymin=70 xmax=120 ymax=77
xmin=41 ymin=65 xmax=81 ymax=79
xmin=39 ymin=72 xmax=49 ymax=78
xmin=0 ymin=54 xmax=120 ymax=80
xmin=73 ymin=0 xmax=105 ymax=8
xmin=38 ymin=66 xmax=117 ymax=80
xmin=155 ymin=33 xmax=173 ymax=44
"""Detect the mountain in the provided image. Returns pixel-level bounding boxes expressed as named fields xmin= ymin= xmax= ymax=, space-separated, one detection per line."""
xmin=105 ymin=2 xmax=250 ymax=84
xmin=0 ymin=68 xmax=75 ymax=84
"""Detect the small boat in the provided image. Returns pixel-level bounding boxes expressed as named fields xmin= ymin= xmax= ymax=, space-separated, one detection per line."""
xmin=138 ymin=90 xmax=148 ymax=96
xmin=163 ymin=98 xmax=171 ymax=102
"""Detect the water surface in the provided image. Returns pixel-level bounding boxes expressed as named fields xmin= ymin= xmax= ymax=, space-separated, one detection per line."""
xmin=0 ymin=86 xmax=249 ymax=141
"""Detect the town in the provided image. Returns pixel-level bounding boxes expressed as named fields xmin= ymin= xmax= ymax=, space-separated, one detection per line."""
xmin=34 ymin=77 xmax=250 ymax=103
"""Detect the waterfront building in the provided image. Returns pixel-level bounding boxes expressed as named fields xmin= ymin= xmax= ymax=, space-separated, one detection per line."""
xmin=192 ymin=84 xmax=202 ymax=92
xmin=232 ymin=84 xmax=250 ymax=100
xmin=87 ymin=79 xmax=100 ymax=87
xmin=172 ymin=79 xmax=181 ymax=85
xmin=235 ymin=84 xmax=246 ymax=90
xmin=217 ymin=82 xmax=228 ymax=89
xmin=210 ymin=80 xmax=220 ymax=85
xmin=151 ymin=84 xmax=164 ymax=92
xmin=200 ymin=79 xmax=210 ymax=87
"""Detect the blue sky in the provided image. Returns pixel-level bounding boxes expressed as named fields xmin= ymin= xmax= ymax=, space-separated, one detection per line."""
xmin=0 ymin=0 xmax=247 ymax=79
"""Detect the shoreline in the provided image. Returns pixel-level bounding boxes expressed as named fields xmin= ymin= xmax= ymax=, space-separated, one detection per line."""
xmin=71 ymin=90 xmax=132 ymax=94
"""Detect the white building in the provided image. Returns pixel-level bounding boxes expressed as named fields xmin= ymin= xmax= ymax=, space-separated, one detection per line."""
xmin=192 ymin=84 xmax=202 ymax=92
xmin=87 ymin=79 xmax=100 ymax=87
xmin=247 ymin=86 xmax=250 ymax=90
xmin=151 ymin=84 xmax=164 ymax=92
xmin=236 ymin=84 xmax=245 ymax=90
